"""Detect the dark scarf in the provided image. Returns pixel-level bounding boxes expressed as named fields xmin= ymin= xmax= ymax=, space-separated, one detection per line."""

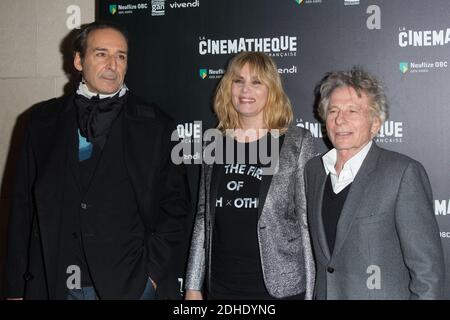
xmin=74 ymin=91 xmax=128 ymax=149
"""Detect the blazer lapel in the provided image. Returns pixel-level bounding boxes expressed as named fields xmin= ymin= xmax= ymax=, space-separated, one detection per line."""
xmin=66 ymin=108 xmax=82 ymax=194
xmin=257 ymin=174 xmax=273 ymax=220
xmin=258 ymin=133 xmax=282 ymax=220
xmin=313 ymin=168 xmax=332 ymax=261
xmin=32 ymin=95 xmax=77 ymax=284
xmin=123 ymin=94 xmax=162 ymax=223
xmin=34 ymin=96 xmax=77 ymax=202
xmin=331 ymin=143 xmax=381 ymax=260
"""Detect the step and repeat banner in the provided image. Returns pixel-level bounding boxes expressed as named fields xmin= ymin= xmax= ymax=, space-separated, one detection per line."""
xmin=99 ymin=0 xmax=450 ymax=298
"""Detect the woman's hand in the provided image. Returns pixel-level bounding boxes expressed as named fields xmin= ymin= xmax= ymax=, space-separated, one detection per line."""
xmin=185 ymin=289 xmax=203 ymax=300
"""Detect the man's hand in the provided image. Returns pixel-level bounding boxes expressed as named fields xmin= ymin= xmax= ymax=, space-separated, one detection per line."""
xmin=150 ymin=277 xmax=157 ymax=290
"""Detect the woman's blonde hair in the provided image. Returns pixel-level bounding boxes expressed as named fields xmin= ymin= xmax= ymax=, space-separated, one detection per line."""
xmin=214 ymin=51 xmax=293 ymax=132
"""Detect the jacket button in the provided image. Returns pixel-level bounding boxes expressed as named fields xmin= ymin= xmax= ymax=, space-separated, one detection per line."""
xmin=80 ymin=203 xmax=87 ymax=209
xmin=23 ymin=272 xmax=34 ymax=281
xmin=327 ymin=267 xmax=334 ymax=273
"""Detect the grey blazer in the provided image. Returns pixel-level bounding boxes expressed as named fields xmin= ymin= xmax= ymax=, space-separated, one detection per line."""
xmin=305 ymin=142 xmax=445 ymax=300
xmin=185 ymin=126 xmax=316 ymax=299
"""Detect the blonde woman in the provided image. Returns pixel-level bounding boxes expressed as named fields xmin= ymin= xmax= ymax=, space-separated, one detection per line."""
xmin=185 ymin=51 xmax=315 ymax=300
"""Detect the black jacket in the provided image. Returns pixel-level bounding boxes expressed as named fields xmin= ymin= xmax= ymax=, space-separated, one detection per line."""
xmin=3 ymin=93 xmax=191 ymax=299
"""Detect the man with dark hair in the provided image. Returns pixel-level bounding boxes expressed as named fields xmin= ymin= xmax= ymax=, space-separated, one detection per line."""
xmin=305 ymin=67 xmax=445 ymax=299
xmin=3 ymin=21 xmax=191 ymax=300
xmin=73 ymin=22 xmax=129 ymax=60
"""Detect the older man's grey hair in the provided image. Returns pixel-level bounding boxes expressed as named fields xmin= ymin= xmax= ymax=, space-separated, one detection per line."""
xmin=318 ymin=67 xmax=388 ymax=123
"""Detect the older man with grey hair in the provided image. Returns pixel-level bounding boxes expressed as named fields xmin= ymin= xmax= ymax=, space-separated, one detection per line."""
xmin=305 ymin=67 xmax=445 ymax=299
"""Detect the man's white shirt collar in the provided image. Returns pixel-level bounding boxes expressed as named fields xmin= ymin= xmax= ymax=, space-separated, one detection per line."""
xmin=76 ymin=81 xmax=128 ymax=100
xmin=322 ymin=141 xmax=373 ymax=194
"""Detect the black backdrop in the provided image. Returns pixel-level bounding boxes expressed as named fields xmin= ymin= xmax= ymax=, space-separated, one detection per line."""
xmin=99 ymin=0 xmax=450 ymax=299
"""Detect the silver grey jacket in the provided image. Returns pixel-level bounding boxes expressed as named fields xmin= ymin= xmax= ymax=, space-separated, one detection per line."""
xmin=185 ymin=126 xmax=316 ymax=299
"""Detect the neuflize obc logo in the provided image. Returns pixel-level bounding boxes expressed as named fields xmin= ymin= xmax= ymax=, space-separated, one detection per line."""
xmin=296 ymin=0 xmax=323 ymax=4
xmin=109 ymin=4 xmax=118 ymax=15
xmin=399 ymin=62 xmax=409 ymax=74
xmin=199 ymin=69 xmax=208 ymax=79
xmin=399 ymin=60 xmax=448 ymax=74
xmin=344 ymin=0 xmax=360 ymax=5
xmin=198 ymin=68 xmax=224 ymax=79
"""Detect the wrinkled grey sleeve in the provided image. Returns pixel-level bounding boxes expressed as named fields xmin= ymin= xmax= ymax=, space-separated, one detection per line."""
xmin=184 ymin=163 xmax=207 ymax=291
xmin=296 ymin=130 xmax=316 ymax=300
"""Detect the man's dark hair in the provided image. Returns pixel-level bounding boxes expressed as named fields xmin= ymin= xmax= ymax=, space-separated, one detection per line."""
xmin=73 ymin=21 xmax=129 ymax=59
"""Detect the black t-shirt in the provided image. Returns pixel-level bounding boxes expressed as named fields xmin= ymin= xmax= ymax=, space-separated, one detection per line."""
xmin=210 ymin=133 xmax=283 ymax=299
